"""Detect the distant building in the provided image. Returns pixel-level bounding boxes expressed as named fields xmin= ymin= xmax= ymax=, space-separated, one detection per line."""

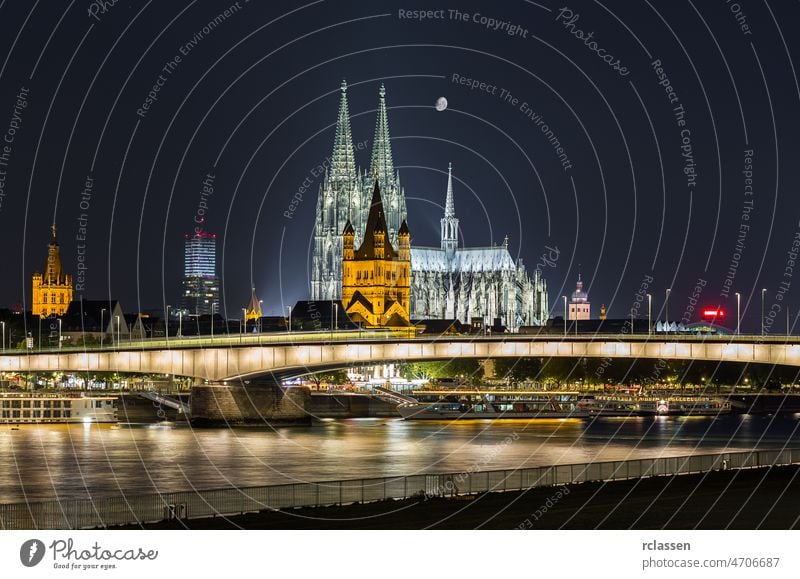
xmin=341 ymin=182 xmax=412 ymax=328
xmin=32 ymin=225 xmax=73 ymax=318
xmin=568 ymin=275 xmax=590 ymax=320
xmin=61 ymin=299 xmax=128 ymax=341
xmin=181 ymin=232 xmax=220 ymax=315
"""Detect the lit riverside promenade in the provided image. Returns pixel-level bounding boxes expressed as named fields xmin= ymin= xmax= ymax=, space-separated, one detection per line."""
xmin=2 ymin=330 xmax=800 ymax=382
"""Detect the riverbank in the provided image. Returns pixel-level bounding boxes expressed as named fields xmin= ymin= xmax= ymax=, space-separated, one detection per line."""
xmin=126 ymin=464 xmax=800 ymax=529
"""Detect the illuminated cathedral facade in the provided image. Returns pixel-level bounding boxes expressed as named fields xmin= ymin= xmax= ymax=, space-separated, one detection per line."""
xmin=311 ymin=82 xmax=549 ymax=331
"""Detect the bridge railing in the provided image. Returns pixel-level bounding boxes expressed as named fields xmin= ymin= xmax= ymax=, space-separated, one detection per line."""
xmin=5 ymin=330 xmax=800 ymax=355
xmin=1 ymin=448 xmax=797 ymax=530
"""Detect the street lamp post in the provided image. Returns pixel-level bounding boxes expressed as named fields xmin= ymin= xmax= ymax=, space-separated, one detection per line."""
xmin=562 ymin=296 xmax=567 ymax=335
xmin=761 ymin=288 xmax=767 ymax=336
xmin=165 ymin=305 xmax=171 ymax=346
xmin=647 ymin=293 xmax=652 ymax=335
xmin=178 ymin=312 xmax=183 ymax=338
xmin=1 ymin=321 xmax=5 ymax=352
xmin=242 ymin=308 xmax=247 ymax=343
xmin=735 ymin=292 xmax=741 ymax=335
xmin=287 ymin=305 xmax=292 ymax=334
xmin=100 ymin=308 xmax=106 ymax=348
xmin=58 ymin=319 xmax=62 ymax=350
xmin=115 ymin=315 xmax=120 ymax=345
xmin=665 ymin=288 xmax=671 ymax=329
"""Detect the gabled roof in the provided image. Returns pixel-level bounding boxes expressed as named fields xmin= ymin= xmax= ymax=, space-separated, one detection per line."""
xmin=410 ymin=245 xmax=516 ymax=273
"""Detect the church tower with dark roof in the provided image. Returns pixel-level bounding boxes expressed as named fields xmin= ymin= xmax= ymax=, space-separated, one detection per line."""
xmin=341 ymin=182 xmax=411 ymax=328
xmin=32 ymin=224 xmax=73 ymax=317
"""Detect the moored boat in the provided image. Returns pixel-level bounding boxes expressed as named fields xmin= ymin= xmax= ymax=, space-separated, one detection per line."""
xmin=0 ymin=392 xmax=118 ymax=424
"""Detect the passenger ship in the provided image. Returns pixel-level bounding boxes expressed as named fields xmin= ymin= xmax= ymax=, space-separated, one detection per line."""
xmin=577 ymin=395 xmax=731 ymax=416
xmin=0 ymin=393 xmax=118 ymax=424
xmin=396 ymin=390 xmax=732 ymax=420
xmin=397 ymin=390 xmax=594 ymax=420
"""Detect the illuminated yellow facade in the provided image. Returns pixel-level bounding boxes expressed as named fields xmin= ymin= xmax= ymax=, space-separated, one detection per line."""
xmin=341 ymin=182 xmax=411 ymax=328
xmin=244 ymin=287 xmax=262 ymax=321
xmin=32 ymin=224 xmax=73 ymax=318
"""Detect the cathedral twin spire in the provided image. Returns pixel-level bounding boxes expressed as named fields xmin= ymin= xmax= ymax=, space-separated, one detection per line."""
xmin=330 ymin=80 xmax=356 ymax=184
xmin=369 ymin=84 xmax=395 ymax=190
xmin=330 ymin=80 xmax=396 ymax=189
xmin=311 ymin=81 xmax=406 ymax=301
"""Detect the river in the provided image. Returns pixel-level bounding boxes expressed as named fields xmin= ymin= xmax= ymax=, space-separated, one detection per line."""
xmin=1 ymin=414 xmax=799 ymax=502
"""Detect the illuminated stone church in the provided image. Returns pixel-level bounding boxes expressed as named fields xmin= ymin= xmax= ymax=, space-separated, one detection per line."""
xmin=341 ymin=182 xmax=411 ymax=328
xmin=311 ymin=82 xmax=548 ymax=331
xmin=32 ymin=225 xmax=73 ymax=317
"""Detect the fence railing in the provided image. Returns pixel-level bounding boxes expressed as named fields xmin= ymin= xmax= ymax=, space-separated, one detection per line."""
xmin=1 ymin=448 xmax=797 ymax=529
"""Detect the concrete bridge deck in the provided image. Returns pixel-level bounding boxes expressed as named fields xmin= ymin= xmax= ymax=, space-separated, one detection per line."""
xmin=3 ymin=331 xmax=800 ymax=381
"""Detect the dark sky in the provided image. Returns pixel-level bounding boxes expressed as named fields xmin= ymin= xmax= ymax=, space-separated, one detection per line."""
xmin=1 ymin=0 xmax=799 ymax=332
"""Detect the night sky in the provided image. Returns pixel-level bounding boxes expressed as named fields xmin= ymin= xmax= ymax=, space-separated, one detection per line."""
xmin=1 ymin=0 xmax=799 ymax=332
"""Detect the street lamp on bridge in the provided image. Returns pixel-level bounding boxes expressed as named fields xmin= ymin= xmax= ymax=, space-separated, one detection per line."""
xmin=562 ymin=295 xmax=567 ymax=336
xmin=165 ymin=305 xmax=171 ymax=346
xmin=100 ymin=308 xmax=107 ymax=349
xmin=735 ymin=292 xmax=741 ymax=336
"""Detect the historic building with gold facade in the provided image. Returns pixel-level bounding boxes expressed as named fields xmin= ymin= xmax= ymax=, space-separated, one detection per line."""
xmin=341 ymin=182 xmax=411 ymax=328
xmin=32 ymin=225 xmax=73 ymax=317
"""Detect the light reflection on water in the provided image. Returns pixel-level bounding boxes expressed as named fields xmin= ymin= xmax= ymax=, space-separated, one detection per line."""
xmin=0 ymin=414 xmax=798 ymax=502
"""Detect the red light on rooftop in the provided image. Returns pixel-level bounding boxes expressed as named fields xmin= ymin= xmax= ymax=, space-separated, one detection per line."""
xmin=702 ymin=308 xmax=725 ymax=318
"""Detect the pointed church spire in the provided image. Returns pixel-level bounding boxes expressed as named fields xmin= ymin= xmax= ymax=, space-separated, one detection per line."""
xmin=369 ymin=84 xmax=395 ymax=189
xmin=330 ymin=79 xmax=356 ymax=183
xmin=441 ymin=164 xmax=459 ymax=256
xmin=444 ymin=162 xmax=455 ymax=218
xmin=44 ymin=223 xmax=65 ymax=284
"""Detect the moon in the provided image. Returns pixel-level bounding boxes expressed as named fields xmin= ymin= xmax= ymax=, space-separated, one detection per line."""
xmin=435 ymin=96 xmax=448 ymax=111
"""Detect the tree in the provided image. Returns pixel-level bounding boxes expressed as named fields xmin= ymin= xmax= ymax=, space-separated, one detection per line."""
xmin=493 ymin=357 xmax=541 ymax=383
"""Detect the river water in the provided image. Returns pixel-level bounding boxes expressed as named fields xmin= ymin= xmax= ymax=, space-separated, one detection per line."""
xmin=1 ymin=414 xmax=799 ymax=502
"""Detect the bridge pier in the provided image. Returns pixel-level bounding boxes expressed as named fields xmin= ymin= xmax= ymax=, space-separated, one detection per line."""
xmin=190 ymin=382 xmax=311 ymax=426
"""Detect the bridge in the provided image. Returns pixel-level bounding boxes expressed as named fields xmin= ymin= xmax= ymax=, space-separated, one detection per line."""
xmin=2 ymin=331 xmax=800 ymax=382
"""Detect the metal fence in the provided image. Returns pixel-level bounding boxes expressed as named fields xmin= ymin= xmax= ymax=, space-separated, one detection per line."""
xmin=1 ymin=448 xmax=797 ymax=529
